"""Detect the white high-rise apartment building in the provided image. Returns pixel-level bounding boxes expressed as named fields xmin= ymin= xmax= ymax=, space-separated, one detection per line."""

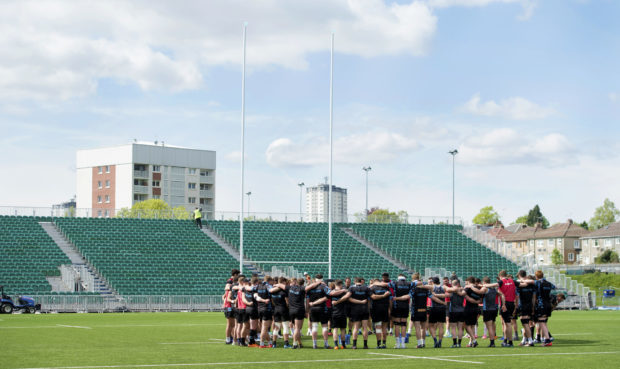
xmin=76 ymin=142 xmax=216 ymax=218
xmin=306 ymin=184 xmax=348 ymax=223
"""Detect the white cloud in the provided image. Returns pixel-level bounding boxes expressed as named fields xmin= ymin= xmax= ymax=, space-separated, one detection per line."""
xmin=428 ymin=0 xmax=536 ymax=20
xmin=610 ymin=92 xmax=618 ymax=103
xmin=462 ymin=93 xmax=554 ymax=120
xmin=265 ymin=130 xmax=419 ymax=168
xmin=0 ymin=0 xmax=437 ymax=101
xmin=457 ymin=128 xmax=575 ymax=166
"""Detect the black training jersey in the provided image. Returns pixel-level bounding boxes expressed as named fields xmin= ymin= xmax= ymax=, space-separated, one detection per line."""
xmin=348 ymin=284 xmax=370 ymax=310
xmin=370 ymin=284 xmax=391 ymax=310
xmin=483 ymin=287 xmax=498 ymax=311
xmin=535 ymin=279 xmax=556 ymax=309
xmin=330 ymin=289 xmax=348 ymax=317
xmin=271 ymin=288 xmax=288 ymax=310
xmin=390 ymin=280 xmax=413 ymax=310
xmin=464 ymin=287 xmax=482 ymax=310
xmin=255 ymin=282 xmax=272 ymax=311
xmin=517 ymin=283 xmax=535 ymax=310
xmin=244 ymin=285 xmax=257 ymax=310
xmin=286 ymin=285 xmax=306 ymax=311
xmin=307 ymin=283 xmax=330 ymax=309
xmin=411 ymin=281 xmax=429 ymax=310
xmin=430 ymin=286 xmax=446 ymax=309
xmin=449 ymin=290 xmax=465 ymax=313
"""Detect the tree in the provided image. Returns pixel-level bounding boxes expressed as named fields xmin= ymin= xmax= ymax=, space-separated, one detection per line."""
xmin=472 ymin=206 xmax=500 ymax=225
xmin=525 ymin=205 xmax=549 ymax=228
xmin=551 ymin=248 xmax=563 ymax=265
xmin=513 ymin=215 xmax=528 ymax=224
xmin=117 ymin=199 xmax=190 ymax=220
xmin=589 ymin=198 xmax=620 ymax=230
xmin=358 ymin=207 xmax=408 ymax=223
xmin=579 ymin=221 xmax=589 ymax=230
xmin=594 ymin=249 xmax=620 ymax=264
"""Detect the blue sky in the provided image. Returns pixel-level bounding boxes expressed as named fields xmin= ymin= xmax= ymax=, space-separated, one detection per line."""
xmin=1 ymin=0 xmax=619 ymax=224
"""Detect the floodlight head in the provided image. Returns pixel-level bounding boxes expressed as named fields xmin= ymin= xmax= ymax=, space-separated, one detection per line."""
xmin=363 ymin=166 xmax=372 ymax=172
xmin=298 ymin=182 xmax=305 ymax=187
xmin=449 ymin=149 xmax=458 ymax=155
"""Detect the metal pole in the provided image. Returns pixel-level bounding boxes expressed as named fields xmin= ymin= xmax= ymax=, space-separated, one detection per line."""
xmin=239 ymin=23 xmax=247 ymax=273
xmin=449 ymin=149 xmax=458 ymax=225
xmin=363 ymin=166 xmax=371 ymax=218
xmin=246 ymin=191 xmax=252 ymax=216
xmin=298 ymin=182 xmax=304 ymax=221
xmin=328 ymin=33 xmax=334 ymax=279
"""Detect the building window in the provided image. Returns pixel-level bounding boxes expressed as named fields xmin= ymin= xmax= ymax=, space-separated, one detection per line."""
xmin=595 ymin=240 xmax=599 ymax=247
xmin=529 ymin=240 xmax=534 ymax=247
xmin=574 ymin=240 xmax=580 ymax=248
xmin=97 ymin=210 xmax=102 ymax=218
xmin=153 ymin=165 xmax=161 ymax=172
xmin=105 ymin=195 xmax=110 ymax=203
xmin=537 ymin=240 xmax=544 ymax=247
xmin=105 ymin=165 xmax=110 ymax=173
xmin=547 ymin=239 xmax=554 ymax=247
xmin=104 ymin=210 xmax=110 ymax=218
xmin=189 ymin=168 xmax=197 ymax=175
xmin=98 ymin=166 xmax=102 ymax=174
xmin=134 ymin=179 xmax=148 ymax=186
xmin=153 ymin=195 xmax=161 ymax=199
xmin=152 ymin=181 xmax=160 ymax=187
xmin=105 ymin=180 xmax=110 ymax=188
xmin=557 ymin=239 xmax=563 ymax=246
xmin=568 ymin=253 xmax=575 ymax=262
xmin=97 ymin=196 xmax=102 ymax=204
xmin=188 ymin=197 xmax=196 ymax=204
xmin=98 ymin=181 xmax=102 ymax=189
xmin=604 ymin=239 xmax=612 ymax=247
xmin=188 ymin=183 xmax=196 ymax=190
xmin=200 ymin=170 xmax=211 ymax=177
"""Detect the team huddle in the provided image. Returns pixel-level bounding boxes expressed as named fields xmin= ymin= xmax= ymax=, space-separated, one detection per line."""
xmin=222 ymin=269 xmax=564 ymax=350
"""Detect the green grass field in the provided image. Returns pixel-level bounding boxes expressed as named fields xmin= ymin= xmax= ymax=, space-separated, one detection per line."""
xmin=1 ymin=311 xmax=619 ymax=369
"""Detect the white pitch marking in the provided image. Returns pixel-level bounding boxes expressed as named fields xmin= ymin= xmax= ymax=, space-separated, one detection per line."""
xmin=368 ymin=352 xmax=483 ymax=364
xmin=0 ymin=323 xmax=224 ymax=329
xmin=435 ymin=351 xmax=620 ymax=359
xmin=16 ymin=357 xmax=405 ymax=369
xmin=209 ymin=339 xmax=226 ymax=341
xmin=551 ymin=333 xmax=593 ymax=336
xmin=56 ymin=325 xmax=92 ymax=330
xmin=159 ymin=342 xmax=221 ymax=345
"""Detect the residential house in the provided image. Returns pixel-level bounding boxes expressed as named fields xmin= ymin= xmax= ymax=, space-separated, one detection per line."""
xmin=579 ymin=221 xmax=620 ymax=264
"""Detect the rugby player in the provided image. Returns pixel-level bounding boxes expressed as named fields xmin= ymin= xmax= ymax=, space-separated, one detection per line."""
xmin=329 ymin=280 xmax=350 ymax=349
xmin=370 ymin=278 xmax=391 ymax=349
xmin=515 ymin=271 xmax=536 ymax=346
xmin=306 ymin=274 xmax=332 ymax=349
xmin=348 ymin=277 xmax=372 ymax=349
xmin=444 ymin=279 xmax=466 ymax=347
xmin=270 ymin=277 xmax=291 ymax=348
xmin=497 ymin=270 xmax=517 ymax=346
xmin=281 ymin=277 xmax=306 ymax=349
xmin=390 ymin=274 xmax=414 ymax=348
xmin=533 ymin=270 xmax=556 ymax=346
xmin=254 ymin=276 xmax=274 ymax=348
xmin=462 ymin=277 xmax=486 ymax=347
xmin=410 ymin=273 xmax=434 ymax=348
xmin=244 ymin=276 xmax=260 ymax=347
xmin=428 ymin=277 xmax=447 ymax=348
xmin=481 ymin=276 xmax=505 ymax=347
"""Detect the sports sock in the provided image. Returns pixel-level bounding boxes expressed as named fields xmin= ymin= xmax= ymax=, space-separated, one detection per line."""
xmin=313 ymin=339 xmax=317 ymax=346
xmin=364 ymin=339 xmax=368 ymax=347
xmin=353 ymin=339 xmax=357 ymax=346
xmin=458 ymin=338 xmax=462 ymax=345
xmin=433 ymin=337 xmax=437 ymax=344
xmin=377 ymin=339 xmax=381 ymax=346
xmin=407 ymin=327 xmax=412 ymax=334
xmin=324 ymin=339 xmax=329 ymax=346
xmin=453 ymin=338 xmax=457 ymax=345
xmin=284 ymin=340 xmax=289 ymax=346
xmin=382 ymin=339 xmax=386 ymax=345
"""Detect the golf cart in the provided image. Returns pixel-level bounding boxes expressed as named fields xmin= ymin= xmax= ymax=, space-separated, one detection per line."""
xmin=0 ymin=285 xmax=41 ymax=314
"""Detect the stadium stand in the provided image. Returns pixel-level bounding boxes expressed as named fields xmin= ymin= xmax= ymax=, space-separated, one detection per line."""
xmin=54 ymin=218 xmax=239 ymax=295
xmin=206 ymin=220 xmax=407 ymax=280
xmin=350 ymin=223 xmax=518 ymax=278
xmin=0 ymin=216 xmax=71 ymax=295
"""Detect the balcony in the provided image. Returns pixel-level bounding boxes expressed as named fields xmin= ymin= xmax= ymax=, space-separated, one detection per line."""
xmin=199 ymin=189 xmax=214 ymax=198
xmin=133 ymin=185 xmax=149 ymax=194
xmin=134 ymin=170 xmax=148 ymax=178
xmin=199 ymin=175 xmax=214 ymax=184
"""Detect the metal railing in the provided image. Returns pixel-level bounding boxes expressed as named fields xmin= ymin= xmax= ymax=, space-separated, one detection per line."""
xmin=0 ymin=205 xmax=462 ymax=225
xmin=12 ymin=295 xmax=225 ymax=313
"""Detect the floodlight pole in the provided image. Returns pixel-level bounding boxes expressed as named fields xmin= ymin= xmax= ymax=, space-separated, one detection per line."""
xmin=328 ymin=33 xmax=334 ymax=279
xmin=449 ymin=149 xmax=458 ymax=225
xmin=239 ymin=23 xmax=247 ymax=273
xmin=246 ymin=191 xmax=252 ymax=216
xmin=363 ymin=166 xmax=371 ymax=219
xmin=298 ymin=182 xmax=305 ymax=221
